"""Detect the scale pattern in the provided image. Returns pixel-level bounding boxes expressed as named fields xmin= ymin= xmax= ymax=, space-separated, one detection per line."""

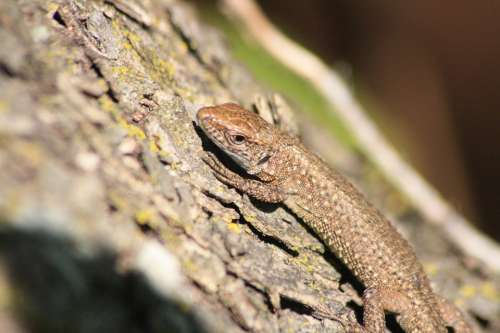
xmin=197 ymin=103 xmax=472 ymax=333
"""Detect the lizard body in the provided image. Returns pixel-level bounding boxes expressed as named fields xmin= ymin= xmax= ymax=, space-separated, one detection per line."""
xmin=197 ymin=103 xmax=472 ymax=333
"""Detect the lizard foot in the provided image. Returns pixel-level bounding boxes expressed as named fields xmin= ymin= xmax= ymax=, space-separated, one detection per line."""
xmin=202 ymin=151 xmax=286 ymax=203
xmin=202 ymin=151 xmax=245 ymax=188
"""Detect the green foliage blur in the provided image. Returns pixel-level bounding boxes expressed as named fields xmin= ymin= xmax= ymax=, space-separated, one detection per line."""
xmin=198 ymin=6 xmax=355 ymax=147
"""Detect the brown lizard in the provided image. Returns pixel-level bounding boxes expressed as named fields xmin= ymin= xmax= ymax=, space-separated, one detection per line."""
xmin=197 ymin=103 xmax=473 ymax=333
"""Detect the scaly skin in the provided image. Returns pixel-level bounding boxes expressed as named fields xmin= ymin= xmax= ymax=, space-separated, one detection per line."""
xmin=197 ymin=103 xmax=472 ymax=333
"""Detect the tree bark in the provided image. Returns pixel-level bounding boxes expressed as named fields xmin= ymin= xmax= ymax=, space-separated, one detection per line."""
xmin=0 ymin=0 xmax=498 ymax=332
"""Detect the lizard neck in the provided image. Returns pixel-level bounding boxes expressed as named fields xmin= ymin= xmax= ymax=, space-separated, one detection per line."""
xmin=255 ymin=136 xmax=300 ymax=183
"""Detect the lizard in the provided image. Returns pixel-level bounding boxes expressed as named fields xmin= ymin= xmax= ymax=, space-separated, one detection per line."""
xmin=196 ymin=103 xmax=473 ymax=333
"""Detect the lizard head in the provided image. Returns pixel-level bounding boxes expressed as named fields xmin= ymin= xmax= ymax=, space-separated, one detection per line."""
xmin=197 ymin=103 xmax=278 ymax=174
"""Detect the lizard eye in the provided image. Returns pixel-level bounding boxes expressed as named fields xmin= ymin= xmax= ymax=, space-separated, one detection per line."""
xmin=230 ymin=134 xmax=246 ymax=145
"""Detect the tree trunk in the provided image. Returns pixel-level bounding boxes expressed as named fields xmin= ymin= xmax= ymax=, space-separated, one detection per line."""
xmin=0 ymin=1 xmax=498 ymax=332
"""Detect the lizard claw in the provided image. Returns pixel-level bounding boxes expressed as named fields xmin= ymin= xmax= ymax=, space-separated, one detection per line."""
xmin=201 ymin=151 xmax=221 ymax=170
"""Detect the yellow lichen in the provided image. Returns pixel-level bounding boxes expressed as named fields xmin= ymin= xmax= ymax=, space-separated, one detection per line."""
xmin=111 ymin=18 xmax=121 ymax=31
xmin=44 ymin=47 xmax=66 ymax=61
xmin=46 ymin=2 xmax=60 ymax=13
xmin=107 ymin=191 xmax=127 ymax=211
xmin=96 ymin=79 xmax=108 ymax=91
xmin=181 ymin=257 xmax=197 ymax=274
xmin=135 ymin=209 xmax=154 ymax=224
xmin=0 ymin=100 xmax=8 ymax=113
xmin=479 ymin=282 xmax=499 ymax=301
xmin=15 ymin=141 xmax=43 ymax=166
xmin=98 ymin=95 xmax=118 ymax=114
xmin=150 ymin=55 xmax=175 ymax=82
xmin=242 ymin=215 xmax=258 ymax=223
xmin=459 ymin=285 xmax=477 ymax=299
xmin=291 ymin=254 xmax=315 ymax=273
xmin=126 ymin=31 xmax=141 ymax=45
xmin=148 ymin=138 xmax=160 ymax=153
xmin=423 ymin=262 xmax=438 ymax=277
xmin=0 ymin=191 xmax=22 ymax=219
xmin=124 ymin=123 xmax=146 ymax=140
xmin=227 ymin=222 xmax=241 ymax=234
xmin=112 ymin=65 xmax=130 ymax=76
xmin=99 ymin=95 xmax=146 ymax=141
xmin=158 ymin=150 xmax=171 ymax=159
xmin=121 ymin=41 xmax=132 ymax=50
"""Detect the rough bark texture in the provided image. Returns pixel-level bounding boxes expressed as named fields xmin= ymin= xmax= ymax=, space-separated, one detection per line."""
xmin=0 ymin=1 xmax=499 ymax=332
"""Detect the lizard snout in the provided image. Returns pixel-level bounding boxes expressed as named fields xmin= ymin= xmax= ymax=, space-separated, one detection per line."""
xmin=196 ymin=107 xmax=216 ymax=125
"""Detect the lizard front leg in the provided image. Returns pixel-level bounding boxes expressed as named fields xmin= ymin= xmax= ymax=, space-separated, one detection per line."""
xmin=202 ymin=152 xmax=286 ymax=203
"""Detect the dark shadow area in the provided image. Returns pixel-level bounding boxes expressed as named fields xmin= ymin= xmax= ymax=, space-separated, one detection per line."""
xmin=471 ymin=312 xmax=490 ymax=330
xmin=0 ymin=225 xmax=208 ymax=333
xmin=248 ymin=198 xmax=280 ymax=214
xmin=347 ymin=301 xmax=404 ymax=333
xmin=280 ymin=295 xmax=314 ymax=315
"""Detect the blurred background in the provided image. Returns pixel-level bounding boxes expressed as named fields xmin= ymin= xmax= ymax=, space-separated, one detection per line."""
xmin=190 ymin=0 xmax=500 ymax=241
